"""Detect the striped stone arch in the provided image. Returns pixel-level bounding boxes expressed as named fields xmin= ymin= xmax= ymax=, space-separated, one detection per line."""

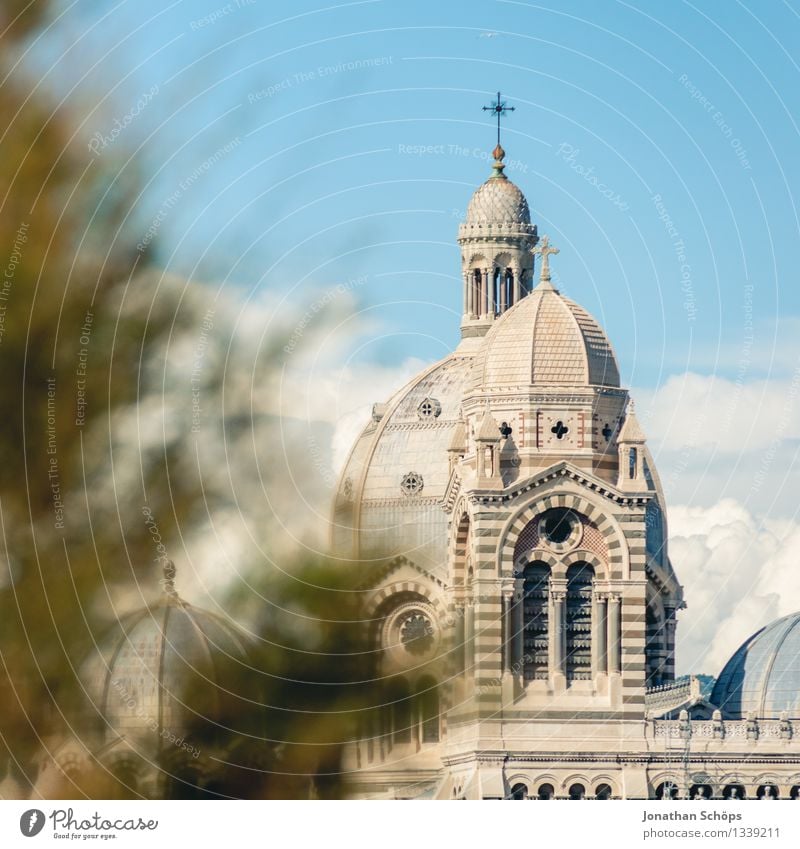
xmin=498 ymin=492 xmax=629 ymax=580
xmin=512 ymin=548 xmax=559 ymax=574
xmin=364 ymin=579 xmax=446 ymax=620
xmin=561 ymin=550 xmax=608 ymax=581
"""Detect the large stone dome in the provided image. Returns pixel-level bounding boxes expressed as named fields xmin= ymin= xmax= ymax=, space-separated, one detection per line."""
xmin=332 ymin=350 xmax=477 ymax=576
xmin=469 ymin=283 xmax=621 ymax=390
xmin=81 ymin=581 xmax=261 ymax=749
xmin=711 ymin=612 xmax=800 ymax=719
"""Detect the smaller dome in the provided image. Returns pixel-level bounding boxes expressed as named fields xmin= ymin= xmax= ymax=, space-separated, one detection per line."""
xmin=712 ymin=611 xmax=800 ymax=718
xmin=82 ymin=589 xmax=261 ymax=748
xmin=470 ymin=284 xmax=620 ymax=390
xmin=466 ymin=174 xmax=531 ymax=226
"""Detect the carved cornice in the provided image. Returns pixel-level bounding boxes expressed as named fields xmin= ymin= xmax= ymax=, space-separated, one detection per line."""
xmin=463 ymin=461 xmax=654 ymax=507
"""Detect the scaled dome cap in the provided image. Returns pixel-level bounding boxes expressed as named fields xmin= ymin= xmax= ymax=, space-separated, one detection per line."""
xmin=458 ymin=146 xmax=537 ymax=242
xmin=711 ymin=611 xmax=800 ymax=719
xmin=469 ymin=282 xmax=621 ymax=390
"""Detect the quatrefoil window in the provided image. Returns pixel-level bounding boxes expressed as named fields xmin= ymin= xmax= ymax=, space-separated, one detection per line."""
xmin=551 ymin=420 xmax=569 ymax=440
xmin=417 ymin=398 xmax=442 ymax=419
xmin=400 ymin=472 xmax=424 ymax=496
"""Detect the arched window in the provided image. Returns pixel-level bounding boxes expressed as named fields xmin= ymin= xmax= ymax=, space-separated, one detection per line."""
xmin=537 ymin=783 xmax=554 ymax=800
xmin=568 ymin=783 xmax=586 ymax=800
xmin=690 ymin=784 xmax=712 ymax=800
xmin=522 ymin=562 xmax=550 ymax=681
xmin=508 ymin=782 xmax=528 ymax=800
xmin=566 ymin=563 xmax=594 ymax=681
xmin=758 ymin=784 xmax=779 ymax=799
xmin=790 ymin=785 xmax=800 ymax=799
xmin=628 ymin=447 xmax=637 ymax=479
xmin=595 ymin=784 xmax=612 ymax=800
xmin=415 ymin=677 xmax=440 ymax=743
xmin=723 ymin=784 xmax=745 ymax=799
xmin=655 ymin=781 xmax=678 ymax=800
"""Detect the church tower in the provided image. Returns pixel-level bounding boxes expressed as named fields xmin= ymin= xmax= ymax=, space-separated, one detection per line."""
xmin=334 ymin=115 xmax=684 ymax=799
xmin=457 ymin=144 xmax=538 ymax=338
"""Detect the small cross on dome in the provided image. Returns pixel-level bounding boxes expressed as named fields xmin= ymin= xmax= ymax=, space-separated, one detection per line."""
xmin=533 ymin=236 xmax=560 ymax=288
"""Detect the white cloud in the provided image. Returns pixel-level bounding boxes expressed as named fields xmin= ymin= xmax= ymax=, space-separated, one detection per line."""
xmin=669 ymin=499 xmax=800 ymax=678
xmin=633 ymin=371 xmax=800 ymax=515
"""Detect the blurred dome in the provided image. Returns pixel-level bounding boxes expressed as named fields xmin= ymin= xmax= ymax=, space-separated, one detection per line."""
xmin=82 ymin=569 xmax=261 ymax=749
xmin=470 ymin=284 xmax=621 ymax=390
xmin=711 ymin=612 xmax=800 ymax=719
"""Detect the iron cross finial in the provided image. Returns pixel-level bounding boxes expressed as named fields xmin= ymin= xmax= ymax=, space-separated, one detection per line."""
xmin=482 ymin=91 xmax=515 ymax=148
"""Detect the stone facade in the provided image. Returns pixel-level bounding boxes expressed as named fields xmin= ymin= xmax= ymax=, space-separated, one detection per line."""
xmin=334 ymin=145 xmax=800 ymax=800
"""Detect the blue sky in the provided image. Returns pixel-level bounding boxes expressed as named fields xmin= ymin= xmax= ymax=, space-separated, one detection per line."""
xmin=30 ymin=0 xmax=800 ymax=385
xmin=23 ymin=0 xmax=800 ymax=672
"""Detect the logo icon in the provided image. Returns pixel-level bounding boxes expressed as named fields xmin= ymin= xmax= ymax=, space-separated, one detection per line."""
xmin=20 ymin=809 xmax=45 ymax=837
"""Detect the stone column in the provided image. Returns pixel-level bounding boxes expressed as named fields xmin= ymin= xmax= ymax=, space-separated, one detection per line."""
xmin=455 ymin=602 xmax=466 ymax=675
xmin=503 ymin=586 xmax=514 ymax=674
xmin=594 ymin=593 xmax=608 ymax=676
xmin=664 ymin=609 xmax=677 ymax=681
xmin=513 ymin=580 xmax=524 ymax=674
xmin=511 ymin=266 xmax=521 ymax=305
xmin=465 ymin=599 xmax=475 ymax=680
xmin=502 ymin=582 xmax=517 ymax=673
xmin=499 ymin=270 xmax=507 ymax=313
xmin=483 ymin=267 xmax=491 ymax=317
xmin=550 ymin=589 xmax=566 ymax=679
xmin=608 ymin=594 xmax=621 ymax=675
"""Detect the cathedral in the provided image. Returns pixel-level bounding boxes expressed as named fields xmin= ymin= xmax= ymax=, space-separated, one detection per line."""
xmin=7 ymin=129 xmax=800 ymax=805
xmin=331 ymin=137 xmax=800 ymax=800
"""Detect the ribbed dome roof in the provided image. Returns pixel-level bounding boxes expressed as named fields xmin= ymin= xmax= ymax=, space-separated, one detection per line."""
xmin=470 ymin=284 xmax=620 ymax=390
xmin=82 ymin=591 xmax=260 ymax=747
xmin=711 ymin=612 xmax=800 ymax=719
xmin=466 ymin=174 xmax=531 ymax=226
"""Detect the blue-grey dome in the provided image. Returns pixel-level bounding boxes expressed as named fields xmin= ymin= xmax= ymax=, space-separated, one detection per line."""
xmin=711 ymin=612 xmax=800 ymax=719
